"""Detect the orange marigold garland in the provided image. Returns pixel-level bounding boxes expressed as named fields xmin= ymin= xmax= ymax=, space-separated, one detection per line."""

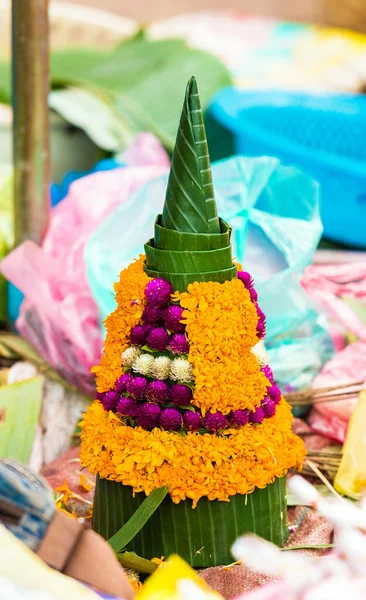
xmin=80 ymin=398 xmax=304 ymax=507
xmin=92 ymin=255 xmax=149 ymax=393
xmin=174 ymin=279 xmax=268 ymax=415
xmin=83 ymin=259 xmax=306 ymax=505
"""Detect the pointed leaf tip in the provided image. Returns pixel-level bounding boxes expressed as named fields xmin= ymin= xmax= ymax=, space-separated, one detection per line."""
xmin=161 ymin=77 xmax=220 ymax=234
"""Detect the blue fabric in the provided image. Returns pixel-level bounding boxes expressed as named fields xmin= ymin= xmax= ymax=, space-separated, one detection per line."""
xmin=0 ymin=459 xmax=55 ymax=551
xmin=51 ymin=158 xmax=122 ymax=207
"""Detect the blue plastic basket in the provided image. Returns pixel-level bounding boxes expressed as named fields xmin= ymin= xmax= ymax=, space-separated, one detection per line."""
xmin=210 ymin=89 xmax=366 ymax=248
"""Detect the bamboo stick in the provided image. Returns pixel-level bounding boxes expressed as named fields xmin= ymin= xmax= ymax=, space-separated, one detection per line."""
xmin=12 ymin=0 xmax=51 ymax=246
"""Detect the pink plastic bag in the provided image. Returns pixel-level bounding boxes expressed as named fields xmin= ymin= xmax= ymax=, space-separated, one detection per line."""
xmin=308 ymin=341 xmax=366 ymax=443
xmin=301 ymin=262 xmax=366 ymax=442
xmin=301 ymin=262 xmax=366 ymax=341
xmin=1 ymin=134 xmax=169 ymax=394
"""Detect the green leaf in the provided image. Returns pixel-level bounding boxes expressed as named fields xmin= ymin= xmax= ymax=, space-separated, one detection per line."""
xmin=49 ymin=35 xmax=231 ymax=152
xmin=107 ymin=485 xmax=169 ymax=553
xmin=94 ymin=477 xmax=288 ymax=567
xmin=0 ymin=332 xmax=90 ymax=399
xmin=144 ymin=265 xmax=238 ymax=293
xmin=0 ymin=377 xmax=43 ymax=463
xmin=0 ymin=61 xmax=11 ymax=104
xmin=154 ymin=216 xmax=231 ymax=251
xmin=145 ymin=240 xmax=233 ymax=273
xmin=162 ymin=77 xmax=220 ymax=234
xmin=116 ymin=551 xmax=158 ymax=574
xmin=49 ymin=87 xmax=134 ymax=152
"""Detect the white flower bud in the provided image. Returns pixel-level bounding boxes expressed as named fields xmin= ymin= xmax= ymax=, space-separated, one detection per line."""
xmin=170 ymin=358 xmax=193 ymax=383
xmin=121 ymin=346 xmax=142 ymax=367
xmin=251 ymin=340 xmax=269 ymax=367
xmin=151 ymin=356 xmax=172 ymax=380
xmin=132 ymin=353 xmax=155 ymax=376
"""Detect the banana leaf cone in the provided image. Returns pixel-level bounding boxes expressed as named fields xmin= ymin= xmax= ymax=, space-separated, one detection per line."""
xmin=92 ymin=77 xmax=288 ymax=566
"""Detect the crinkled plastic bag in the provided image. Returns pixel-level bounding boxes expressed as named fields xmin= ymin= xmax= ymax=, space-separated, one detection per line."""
xmin=86 ymin=155 xmax=333 ymax=390
xmin=1 ymin=134 xmax=170 ymax=394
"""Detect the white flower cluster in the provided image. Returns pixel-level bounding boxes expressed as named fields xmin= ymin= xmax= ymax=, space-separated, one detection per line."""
xmin=170 ymin=357 xmax=193 ymax=383
xmin=121 ymin=346 xmax=141 ymax=367
xmin=250 ymin=340 xmax=269 ymax=367
xmin=121 ymin=347 xmax=194 ymax=382
xmin=231 ymin=476 xmax=366 ymax=600
xmin=132 ymin=353 xmax=154 ymax=376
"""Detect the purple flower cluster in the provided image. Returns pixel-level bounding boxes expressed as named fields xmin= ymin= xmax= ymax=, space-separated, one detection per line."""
xmin=237 ymin=270 xmax=266 ymax=339
xmin=128 ymin=278 xmax=189 ymax=355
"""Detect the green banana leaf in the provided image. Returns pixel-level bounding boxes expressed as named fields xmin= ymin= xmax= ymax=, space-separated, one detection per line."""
xmin=145 ymin=241 xmax=233 ymax=273
xmin=93 ymin=477 xmax=288 ymax=568
xmin=162 ymin=77 xmax=220 ymax=232
xmin=154 ymin=216 xmax=231 ymax=251
xmin=0 ymin=377 xmax=43 ymax=463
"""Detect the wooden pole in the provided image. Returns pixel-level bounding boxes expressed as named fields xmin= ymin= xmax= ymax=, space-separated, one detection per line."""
xmin=12 ymin=0 xmax=51 ymax=246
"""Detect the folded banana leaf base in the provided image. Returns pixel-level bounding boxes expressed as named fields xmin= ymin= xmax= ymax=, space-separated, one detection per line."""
xmin=93 ymin=476 xmax=288 ymax=567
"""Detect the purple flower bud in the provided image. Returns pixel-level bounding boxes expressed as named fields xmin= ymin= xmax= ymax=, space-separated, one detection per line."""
xmin=237 ymin=271 xmax=254 ymax=288
xmin=96 ymin=391 xmax=105 ymax=401
xmin=163 ymin=304 xmax=185 ymax=333
xmin=145 ymin=278 xmax=173 ymax=307
xmin=102 ymin=390 xmax=119 ymax=412
xmin=229 ymin=409 xmax=249 ymax=427
xmin=142 ymin=304 xmax=165 ymax=326
xmin=116 ymin=396 xmax=139 ymax=417
xmin=130 ymin=324 xmax=151 ymax=346
xmin=159 ymin=407 xmax=182 ymax=431
xmin=250 ymin=406 xmax=265 ymax=424
xmin=114 ymin=373 xmax=132 ymax=393
xmin=257 ymin=318 xmax=266 ymax=339
xmin=146 ymin=327 xmax=170 ymax=351
xmin=262 ymin=397 xmax=276 ymax=418
xmin=267 ymin=384 xmax=282 ymax=405
xmin=256 ymin=305 xmax=266 ymax=322
xmin=146 ymin=380 xmax=170 ymax=403
xmin=169 ymin=333 xmax=189 ymax=355
xmin=169 ymin=384 xmax=192 ymax=406
xmin=136 ymin=402 xmax=161 ymax=429
xmin=261 ymin=365 xmax=274 ymax=384
xmin=203 ymin=411 xmax=228 ymax=432
xmin=249 ymin=287 xmax=258 ymax=303
xmin=126 ymin=376 xmax=148 ymax=400
xmin=183 ymin=410 xmax=202 ymax=431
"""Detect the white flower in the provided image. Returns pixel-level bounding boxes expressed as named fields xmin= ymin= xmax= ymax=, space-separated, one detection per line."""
xmin=251 ymin=340 xmax=269 ymax=367
xmin=151 ymin=356 xmax=172 ymax=380
xmin=121 ymin=346 xmax=141 ymax=367
xmin=170 ymin=357 xmax=193 ymax=383
xmin=132 ymin=353 xmax=154 ymax=376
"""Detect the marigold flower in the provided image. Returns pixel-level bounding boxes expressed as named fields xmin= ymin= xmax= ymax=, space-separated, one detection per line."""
xmin=79 ymin=400 xmax=306 ymax=506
